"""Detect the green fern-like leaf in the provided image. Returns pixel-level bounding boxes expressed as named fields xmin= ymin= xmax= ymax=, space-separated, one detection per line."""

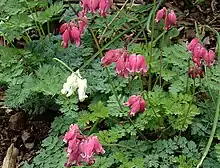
xmin=97 ymin=124 xmax=126 ymax=144
xmin=215 ymin=143 xmax=220 ymax=163
xmin=78 ymin=101 xmax=109 ymax=126
xmin=107 ymin=94 xmax=128 ymax=117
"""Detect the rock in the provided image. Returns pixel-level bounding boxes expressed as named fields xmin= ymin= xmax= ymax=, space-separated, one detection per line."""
xmin=24 ymin=142 xmax=35 ymax=150
xmin=21 ymin=131 xmax=31 ymax=143
xmin=9 ymin=112 xmax=25 ymax=131
xmin=2 ymin=143 xmax=19 ymax=168
xmin=21 ymin=130 xmax=35 ymax=150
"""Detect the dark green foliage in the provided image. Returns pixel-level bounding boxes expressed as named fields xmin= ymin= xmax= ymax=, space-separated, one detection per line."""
xmin=5 ymin=65 xmax=68 ymax=114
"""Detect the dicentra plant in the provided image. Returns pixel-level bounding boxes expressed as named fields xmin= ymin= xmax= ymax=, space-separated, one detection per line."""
xmin=0 ymin=0 xmax=220 ymax=168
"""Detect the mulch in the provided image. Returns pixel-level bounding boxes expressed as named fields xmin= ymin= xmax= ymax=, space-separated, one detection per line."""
xmin=0 ymin=89 xmax=51 ymax=167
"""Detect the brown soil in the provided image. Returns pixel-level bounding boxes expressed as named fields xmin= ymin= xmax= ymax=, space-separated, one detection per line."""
xmin=0 ymin=89 xmax=51 ymax=167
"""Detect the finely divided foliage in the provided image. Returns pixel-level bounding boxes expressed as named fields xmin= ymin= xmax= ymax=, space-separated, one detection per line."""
xmin=0 ymin=0 xmax=219 ymax=168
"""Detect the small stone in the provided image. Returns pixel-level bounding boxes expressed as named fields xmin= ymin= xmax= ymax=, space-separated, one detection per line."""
xmin=2 ymin=143 xmax=19 ymax=168
xmin=24 ymin=142 xmax=35 ymax=150
xmin=21 ymin=131 xmax=31 ymax=143
xmin=9 ymin=112 xmax=25 ymax=131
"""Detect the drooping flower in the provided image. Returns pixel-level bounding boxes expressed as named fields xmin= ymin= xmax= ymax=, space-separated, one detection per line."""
xmin=77 ymin=78 xmax=88 ymax=102
xmin=81 ymin=0 xmax=111 ymax=16
xmin=61 ymin=72 xmax=79 ymax=97
xmin=124 ymin=95 xmax=146 ymax=116
xmin=78 ymin=12 xmax=88 ymax=34
xmin=63 ymin=124 xmax=81 ymax=143
xmin=167 ymin=10 xmax=177 ymax=25
xmin=155 ymin=7 xmax=167 ymax=23
xmin=202 ymin=50 xmax=215 ymax=68
xmin=60 ymin=23 xmax=69 ymax=34
xmin=102 ymin=49 xmax=148 ymax=77
xmin=188 ymin=65 xmax=204 ymax=79
xmin=88 ymin=0 xmax=100 ymax=13
xmin=80 ymin=136 xmax=105 ymax=164
xmin=61 ymin=70 xmax=88 ymax=102
xmin=99 ymin=0 xmax=110 ymax=17
xmin=70 ymin=26 xmax=81 ymax=47
xmin=186 ymin=38 xmax=216 ymax=71
xmin=127 ymin=54 xmax=147 ymax=75
xmin=64 ymin=124 xmax=104 ymax=167
xmin=115 ymin=53 xmax=130 ymax=78
xmin=61 ymin=29 xmax=71 ymax=48
xmin=101 ymin=49 xmax=124 ymax=66
xmin=59 ymin=14 xmax=88 ymax=48
xmin=186 ymin=38 xmax=199 ymax=52
xmin=155 ymin=7 xmax=177 ymax=30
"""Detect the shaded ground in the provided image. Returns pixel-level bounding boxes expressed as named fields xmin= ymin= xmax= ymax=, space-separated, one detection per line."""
xmin=166 ymin=0 xmax=220 ymax=48
xmin=0 ymin=89 xmax=51 ymax=166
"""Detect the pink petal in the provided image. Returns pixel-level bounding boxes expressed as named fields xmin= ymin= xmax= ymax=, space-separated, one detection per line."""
xmin=91 ymin=136 xmax=105 ymax=154
xmin=193 ymin=43 xmax=202 ymax=58
xmin=60 ymin=23 xmax=68 ymax=34
xmin=139 ymin=97 xmax=146 ymax=112
xmin=129 ymin=100 xmax=140 ymax=116
xmin=207 ymin=50 xmax=215 ymax=67
xmin=167 ymin=10 xmax=177 ymax=25
xmin=155 ymin=7 xmax=166 ymax=23
xmin=99 ymin=0 xmax=109 ymax=17
xmin=200 ymin=47 xmax=208 ymax=59
xmin=124 ymin=95 xmax=138 ymax=107
xmin=186 ymin=38 xmax=199 ymax=52
xmin=78 ymin=16 xmax=88 ymax=34
xmin=127 ymin=54 xmax=137 ymax=73
xmin=81 ymin=0 xmax=90 ymax=13
xmin=136 ymin=55 xmax=147 ymax=74
xmin=89 ymin=0 xmax=100 ymax=13
xmin=62 ymin=29 xmax=70 ymax=44
xmin=70 ymin=26 xmax=81 ymax=47
xmin=101 ymin=49 xmax=121 ymax=66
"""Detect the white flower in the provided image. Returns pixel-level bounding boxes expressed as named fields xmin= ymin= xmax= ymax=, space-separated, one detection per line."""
xmin=77 ymin=78 xmax=88 ymax=102
xmin=61 ymin=70 xmax=88 ymax=101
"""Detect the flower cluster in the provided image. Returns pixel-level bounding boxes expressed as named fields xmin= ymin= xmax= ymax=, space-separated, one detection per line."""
xmin=63 ymin=124 xmax=105 ymax=167
xmin=60 ymin=0 xmax=111 ymax=48
xmin=61 ymin=70 xmax=88 ymax=102
xmin=186 ymin=38 xmax=216 ymax=78
xmin=101 ymin=49 xmax=148 ymax=77
xmin=81 ymin=0 xmax=111 ymax=17
xmin=59 ymin=13 xmax=88 ymax=48
xmin=155 ymin=7 xmax=177 ymax=30
xmin=124 ymin=95 xmax=146 ymax=116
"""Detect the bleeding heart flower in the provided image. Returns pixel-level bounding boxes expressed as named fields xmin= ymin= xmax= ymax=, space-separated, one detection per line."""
xmin=88 ymin=0 xmax=100 ymax=13
xmin=115 ymin=54 xmax=130 ymax=78
xmin=124 ymin=95 xmax=146 ymax=116
xmin=155 ymin=7 xmax=167 ymax=23
xmin=127 ymin=54 xmax=147 ymax=75
xmin=70 ymin=26 xmax=81 ymax=47
xmin=77 ymin=78 xmax=88 ymax=102
xmin=78 ymin=16 xmax=88 ymax=34
xmin=64 ymin=124 xmax=104 ymax=167
xmin=61 ymin=29 xmax=70 ymax=48
xmin=155 ymin=7 xmax=177 ymax=30
xmin=60 ymin=23 xmax=69 ymax=34
xmin=203 ymin=50 xmax=215 ymax=68
xmin=167 ymin=10 xmax=177 ymax=25
xmin=186 ymin=38 xmax=199 ymax=52
xmin=63 ymin=124 xmax=81 ymax=143
xmin=99 ymin=0 xmax=110 ymax=17
xmin=188 ymin=66 xmax=204 ymax=79
xmin=101 ymin=49 xmax=123 ymax=66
